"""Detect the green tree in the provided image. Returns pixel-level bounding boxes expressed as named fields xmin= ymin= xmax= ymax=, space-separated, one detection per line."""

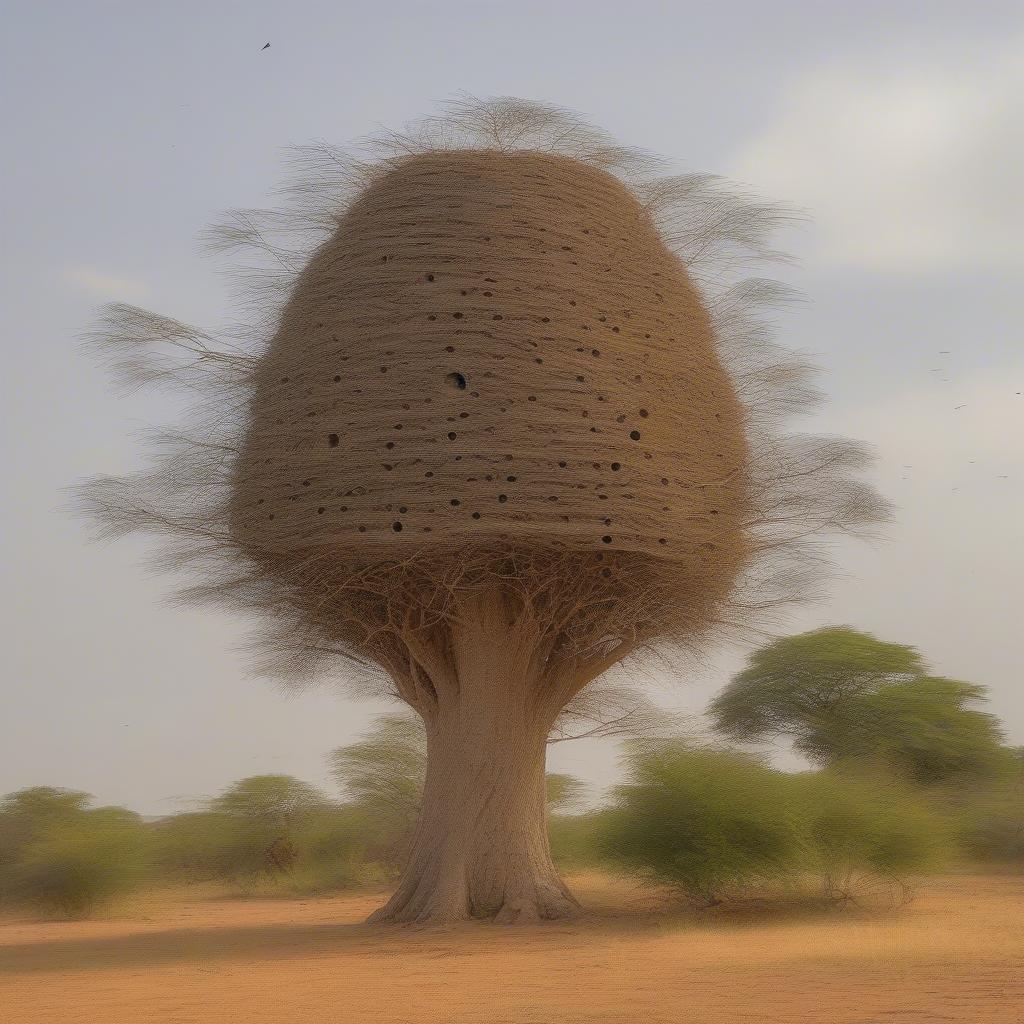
xmin=0 ymin=787 xmax=93 ymax=852
xmin=545 ymin=774 xmax=586 ymax=813
xmin=329 ymin=715 xmax=426 ymax=838
xmin=709 ymin=627 xmax=925 ymax=759
xmin=815 ymin=677 xmax=1010 ymax=785
xmin=207 ymin=775 xmax=328 ymax=876
xmin=0 ymin=788 xmax=148 ymax=917
xmin=210 ymin=775 xmax=327 ymax=828
xmin=709 ymin=627 xmax=1010 ymax=784
xmin=0 ymin=787 xmax=94 ymax=899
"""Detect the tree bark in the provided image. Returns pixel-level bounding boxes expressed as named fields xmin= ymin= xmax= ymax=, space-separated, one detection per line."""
xmin=368 ymin=601 xmax=580 ymax=923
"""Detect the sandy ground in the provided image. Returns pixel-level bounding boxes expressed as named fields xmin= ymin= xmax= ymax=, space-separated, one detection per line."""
xmin=1 ymin=873 xmax=1022 ymax=1024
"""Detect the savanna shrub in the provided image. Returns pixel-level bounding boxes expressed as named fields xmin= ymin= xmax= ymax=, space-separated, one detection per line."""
xmin=286 ymin=804 xmax=393 ymax=893
xmin=955 ymin=775 xmax=1024 ymax=867
xmin=0 ymin=786 xmax=93 ymax=901
xmin=152 ymin=800 xmax=392 ymax=894
xmin=153 ymin=810 xmax=275 ymax=885
xmin=548 ymin=811 xmax=607 ymax=869
xmin=151 ymin=811 xmax=236 ymax=882
xmin=600 ymin=744 xmax=804 ymax=904
xmin=11 ymin=807 xmax=149 ymax=917
xmin=797 ymin=767 xmax=953 ymax=903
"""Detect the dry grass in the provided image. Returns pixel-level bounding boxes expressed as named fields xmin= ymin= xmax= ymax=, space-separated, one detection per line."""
xmin=1 ymin=872 xmax=1021 ymax=1023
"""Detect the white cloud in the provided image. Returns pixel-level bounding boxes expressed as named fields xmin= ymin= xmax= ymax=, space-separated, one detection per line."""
xmin=63 ymin=266 xmax=151 ymax=300
xmin=732 ymin=41 xmax=1024 ymax=274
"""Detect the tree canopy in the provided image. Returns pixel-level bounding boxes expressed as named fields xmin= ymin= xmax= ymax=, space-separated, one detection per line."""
xmin=709 ymin=627 xmax=1009 ymax=784
xmin=710 ymin=627 xmax=925 ymax=753
xmin=329 ymin=714 xmax=426 ymax=835
xmin=815 ymin=676 xmax=1010 ymax=785
xmin=209 ymin=775 xmax=327 ymax=829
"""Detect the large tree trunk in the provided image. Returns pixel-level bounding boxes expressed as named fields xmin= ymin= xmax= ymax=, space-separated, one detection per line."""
xmin=368 ymin=594 xmax=581 ymax=924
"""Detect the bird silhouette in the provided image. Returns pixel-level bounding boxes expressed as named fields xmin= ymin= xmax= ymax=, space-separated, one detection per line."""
xmin=261 ymin=42 xmax=270 ymax=50
xmin=954 ymin=404 xmax=967 ymax=410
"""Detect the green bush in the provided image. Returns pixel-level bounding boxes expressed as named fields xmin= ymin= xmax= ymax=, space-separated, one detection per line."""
xmin=151 ymin=811 xmax=236 ymax=882
xmin=954 ymin=774 xmax=1024 ymax=867
xmin=0 ymin=789 xmax=150 ymax=918
xmin=600 ymin=745 xmax=804 ymax=905
xmin=548 ymin=811 xmax=606 ymax=869
xmin=153 ymin=810 xmax=280 ymax=885
xmin=598 ymin=744 xmax=956 ymax=909
xmin=151 ymin=797 xmax=393 ymax=895
xmin=287 ymin=804 xmax=394 ymax=893
xmin=0 ymin=787 xmax=93 ymax=900
xmin=798 ymin=768 xmax=953 ymax=903
xmin=11 ymin=808 xmax=149 ymax=917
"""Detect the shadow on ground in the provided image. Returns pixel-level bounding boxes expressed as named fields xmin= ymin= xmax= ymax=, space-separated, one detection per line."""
xmin=0 ymin=885 xmax=871 ymax=975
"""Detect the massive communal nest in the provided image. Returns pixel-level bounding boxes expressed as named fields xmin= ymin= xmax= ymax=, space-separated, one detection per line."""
xmin=77 ymin=97 xmax=888 ymax=701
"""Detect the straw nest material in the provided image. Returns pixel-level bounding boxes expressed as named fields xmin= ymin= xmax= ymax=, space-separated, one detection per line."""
xmin=76 ymin=98 xmax=888 ymax=689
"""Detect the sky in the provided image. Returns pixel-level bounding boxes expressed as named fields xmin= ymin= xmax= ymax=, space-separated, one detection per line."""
xmin=1 ymin=1 xmax=1022 ymax=815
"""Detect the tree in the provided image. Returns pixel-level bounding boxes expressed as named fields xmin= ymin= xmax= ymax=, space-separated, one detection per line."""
xmin=329 ymin=712 xmax=587 ymax=853
xmin=210 ymin=775 xmax=327 ymax=828
xmin=0 ymin=789 xmax=148 ymax=917
xmin=0 ymin=786 xmax=92 ymax=832
xmin=545 ymin=774 xmax=586 ymax=813
xmin=330 ymin=715 xmax=426 ymax=835
xmin=77 ymin=99 xmax=883 ymax=922
xmin=208 ymin=775 xmax=327 ymax=875
xmin=710 ymin=628 xmax=1009 ymax=784
xmin=816 ymin=677 xmax=1011 ymax=785
xmin=710 ymin=627 xmax=925 ymax=759
xmin=0 ymin=788 xmax=94 ymax=900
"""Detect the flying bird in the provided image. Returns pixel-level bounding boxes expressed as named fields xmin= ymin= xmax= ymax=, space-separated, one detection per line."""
xmin=261 ymin=42 xmax=270 ymax=50
xmin=954 ymin=404 xmax=967 ymax=410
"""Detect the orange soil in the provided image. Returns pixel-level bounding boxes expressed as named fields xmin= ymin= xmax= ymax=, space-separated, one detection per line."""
xmin=1 ymin=873 xmax=1021 ymax=1023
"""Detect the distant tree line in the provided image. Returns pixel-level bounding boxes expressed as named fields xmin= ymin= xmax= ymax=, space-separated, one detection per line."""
xmin=1 ymin=626 xmax=1020 ymax=917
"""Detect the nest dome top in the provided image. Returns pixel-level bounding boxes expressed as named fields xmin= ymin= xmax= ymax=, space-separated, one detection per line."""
xmin=230 ymin=148 xmax=748 ymax=573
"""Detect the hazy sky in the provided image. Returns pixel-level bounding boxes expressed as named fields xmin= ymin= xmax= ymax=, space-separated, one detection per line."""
xmin=2 ymin=1 xmax=1022 ymax=814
